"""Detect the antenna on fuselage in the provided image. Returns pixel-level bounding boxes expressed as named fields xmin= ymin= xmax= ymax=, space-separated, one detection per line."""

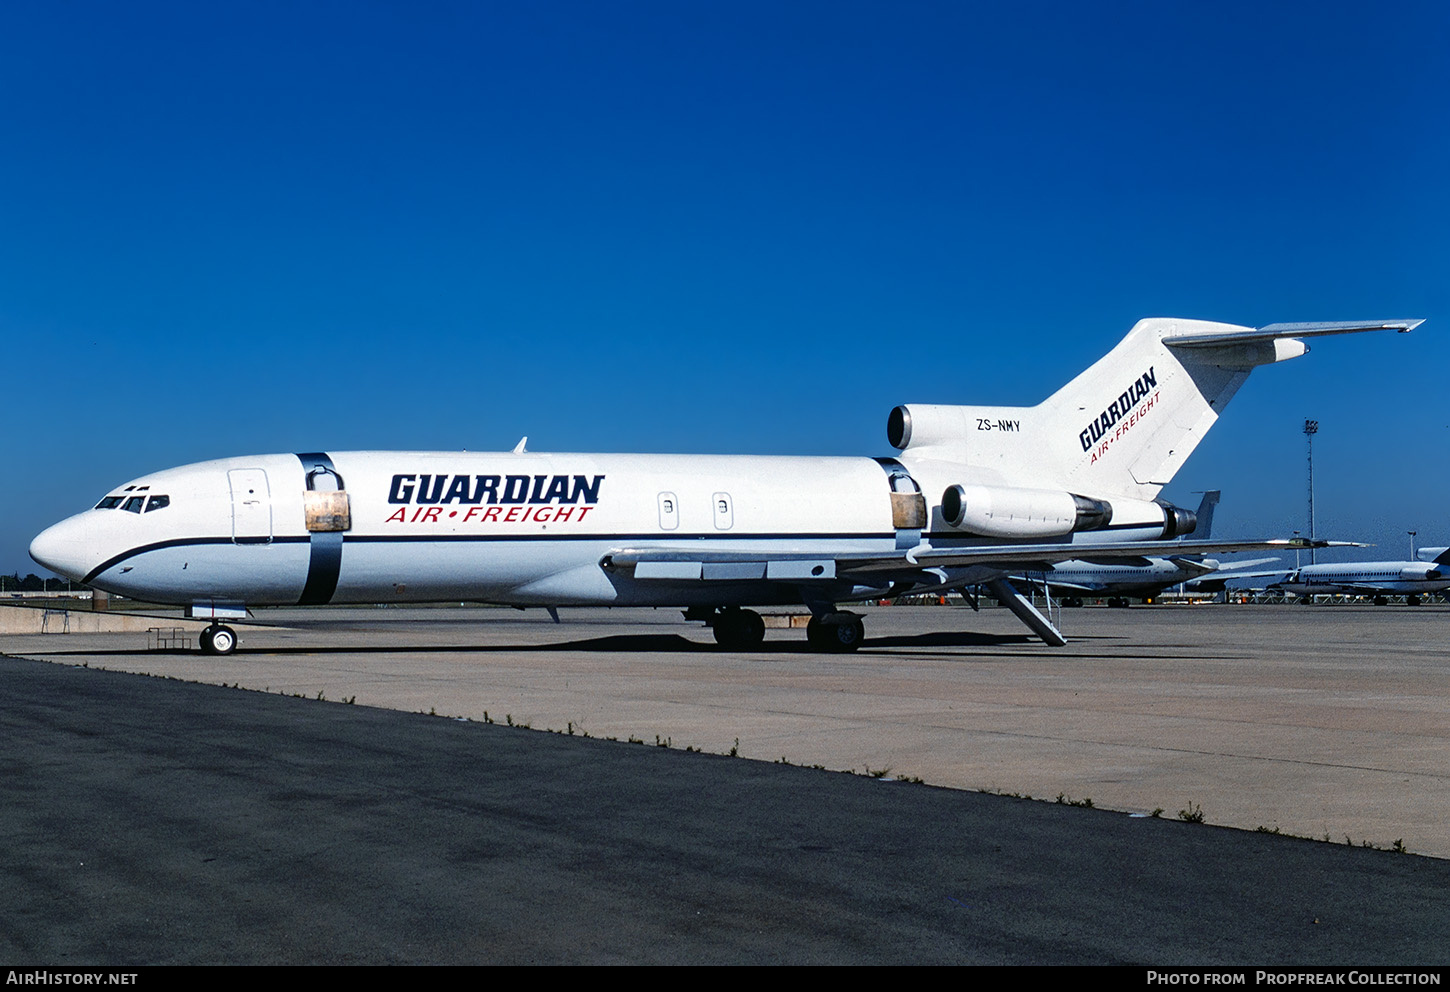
xmin=512 ymin=437 xmax=528 ymax=454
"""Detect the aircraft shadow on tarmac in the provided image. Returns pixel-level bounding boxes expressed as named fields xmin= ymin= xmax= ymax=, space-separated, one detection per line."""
xmin=21 ymin=628 xmax=1108 ymax=658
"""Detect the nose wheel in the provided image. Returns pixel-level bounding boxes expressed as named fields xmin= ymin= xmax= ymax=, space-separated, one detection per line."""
xmin=200 ymin=624 xmax=238 ymax=655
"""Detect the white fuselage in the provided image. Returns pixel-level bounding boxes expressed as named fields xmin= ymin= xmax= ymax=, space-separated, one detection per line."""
xmin=30 ymin=449 xmax=1183 ymax=611
xmin=1278 ymin=562 xmax=1450 ymax=598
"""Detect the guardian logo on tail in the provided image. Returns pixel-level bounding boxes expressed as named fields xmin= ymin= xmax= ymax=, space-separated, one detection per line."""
xmin=1079 ymin=367 xmax=1159 ymax=452
xmin=890 ymin=318 xmax=1421 ymax=501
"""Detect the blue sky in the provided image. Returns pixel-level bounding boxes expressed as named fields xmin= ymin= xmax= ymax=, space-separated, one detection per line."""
xmin=4 ymin=1 xmax=1448 ymax=573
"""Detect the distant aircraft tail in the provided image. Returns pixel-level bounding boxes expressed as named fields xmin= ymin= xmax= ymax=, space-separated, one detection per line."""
xmin=889 ymin=318 xmax=1420 ymax=500
xmin=1190 ymin=490 xmax=1220 ymax=540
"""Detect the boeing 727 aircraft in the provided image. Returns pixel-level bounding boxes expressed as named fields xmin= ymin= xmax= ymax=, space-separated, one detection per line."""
xmin=1011 ymin=491 xmax=1280 ymax=606
xmin=30 ymin=317 xmax=1420 ymax=654
xmin=1016 ymin=556 xmax=1283 ymax=608
xmin=1274 ymin=546 xmax=1450 ymax=605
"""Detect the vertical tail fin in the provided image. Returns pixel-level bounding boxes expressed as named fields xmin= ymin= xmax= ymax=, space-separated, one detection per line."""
xmin=890 ymin=318 xmax=1419 ymax=500
xmin=1190 ymin=490 xmax=1221 ymax=541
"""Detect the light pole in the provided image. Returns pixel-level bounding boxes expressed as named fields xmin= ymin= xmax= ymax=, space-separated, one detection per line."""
xmin=1409 ymin=531 xmax=1417 ymax=560
xmin=1304 ymin=419 xmax=1318 ymax=565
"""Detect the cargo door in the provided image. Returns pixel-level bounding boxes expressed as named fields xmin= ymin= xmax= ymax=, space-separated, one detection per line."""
xmin=875 ymin=458 xmax=926 ymax=549
xmin=228 ymin=468 xmax=272 ymax=545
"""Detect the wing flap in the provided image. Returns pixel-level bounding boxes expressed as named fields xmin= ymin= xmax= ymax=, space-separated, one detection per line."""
xmin=605 ymin=540 xmax=1349 ymax=583
xmin=610 ymin=552 xmax=837 ymax=582
xmin=634 ymin=561 xmax=703 ymax=580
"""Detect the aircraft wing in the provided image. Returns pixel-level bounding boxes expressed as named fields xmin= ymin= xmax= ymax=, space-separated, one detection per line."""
xmin=1160 ymin=556 xmax=1219 ymax=579
xmin=835 ymin=539 xmax=1348 ymax=577
xmin=1017 ymin=578 xmax=1110 ymax=594
xmin=1214 ymin=568 xmax=1294 ymax=583
xmin=1211 ymin=557 xmax=1281 ymax=571
xmin=604 ymin=539 xmax=1346 ymax=583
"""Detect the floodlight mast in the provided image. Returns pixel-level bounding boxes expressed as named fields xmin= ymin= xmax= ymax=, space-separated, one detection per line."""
xmin=1304 ymin=419 xmax=1319 ymax=565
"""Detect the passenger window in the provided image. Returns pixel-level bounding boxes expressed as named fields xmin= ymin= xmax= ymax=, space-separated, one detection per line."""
xmin=657 ymin=492 xmax=679 ymax=530
xmin=95 ymin=496 xmax=125 ymax=510
xmin=122 ymin=496 xmax=146 ymax=513
xmin=144 ymin=495 xmax=170 ymax=512
xmin=712 ymin=492 xmax=733 ymax=530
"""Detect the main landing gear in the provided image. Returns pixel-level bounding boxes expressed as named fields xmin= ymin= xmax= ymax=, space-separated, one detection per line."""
xmin=805 ymin=612 xmax=865 ymax=652
xmin=688 ymin=606 xmax=867 ymax=652
xmin=711 ymin=607 xmax=766 ymax=650
xmin=200 ymin=624 xmax=238 ymax=656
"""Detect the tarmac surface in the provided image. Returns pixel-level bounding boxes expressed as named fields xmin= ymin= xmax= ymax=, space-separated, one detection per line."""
xmin=3 ymin=602 xmax=1449 ymax=964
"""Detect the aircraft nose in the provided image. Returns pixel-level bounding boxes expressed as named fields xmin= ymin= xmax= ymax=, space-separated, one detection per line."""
xmin=30 ymin=515 xmax=96 ymax=581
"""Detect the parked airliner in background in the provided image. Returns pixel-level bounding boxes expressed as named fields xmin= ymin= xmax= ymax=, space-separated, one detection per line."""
xmin=30 ymin=318 xmax=1419 ymax=654
xmin=1020 ymin=555 xmax=1283 ymax=608
xmin=1272 ymin=546 xmax=1450 ymax=605
xmin=1010 ymin=491 xmax=1279 ymax=606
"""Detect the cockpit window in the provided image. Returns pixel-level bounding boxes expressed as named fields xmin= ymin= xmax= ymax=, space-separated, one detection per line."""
xmin=97 ymin=492 xmax=171 ymax=511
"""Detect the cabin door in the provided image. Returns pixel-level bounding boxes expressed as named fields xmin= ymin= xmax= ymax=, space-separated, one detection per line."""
xmin=875 ymin=458 xmax=927 ymax=549
xmin=228 ymin=468 xmax=273 ymax=545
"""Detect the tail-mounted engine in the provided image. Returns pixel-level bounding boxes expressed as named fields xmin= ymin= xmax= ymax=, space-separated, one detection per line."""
xmin=937 ymin=484 xmax=1196 ymax=541
xmin=1156 ymin=499 xmax=1197 ymax=540
xmin=888 ymin=403 xmax=1025 ymax=453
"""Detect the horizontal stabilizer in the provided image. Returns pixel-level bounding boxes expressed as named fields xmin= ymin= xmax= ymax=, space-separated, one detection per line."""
xmin=1164 ymin=319 xmax=1422 ymax=348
